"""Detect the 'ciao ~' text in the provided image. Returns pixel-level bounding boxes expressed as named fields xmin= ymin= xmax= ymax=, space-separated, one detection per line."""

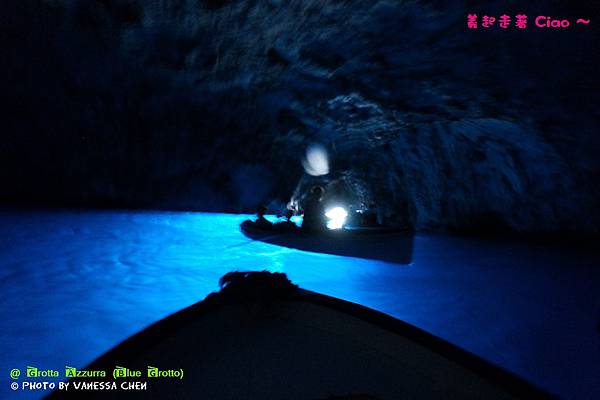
xmin=466 ymin=14 xmax=591 ymax=30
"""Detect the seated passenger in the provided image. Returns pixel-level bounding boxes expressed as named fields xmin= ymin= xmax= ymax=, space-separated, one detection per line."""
xmin=254 ymin=205 xmax=273 ymax=229
xmin=362 ymin=202 xmax=380 ymax=227
xmin=301 ymin=186 xmax=327 ymax=232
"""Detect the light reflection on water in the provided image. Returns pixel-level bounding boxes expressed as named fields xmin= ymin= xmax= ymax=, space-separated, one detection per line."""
xmin=0 ymin=210 xmax=599 ymax=399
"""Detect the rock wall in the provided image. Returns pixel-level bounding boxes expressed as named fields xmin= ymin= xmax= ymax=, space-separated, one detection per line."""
xmin=1 ymin=0 xmax=598 ymax=233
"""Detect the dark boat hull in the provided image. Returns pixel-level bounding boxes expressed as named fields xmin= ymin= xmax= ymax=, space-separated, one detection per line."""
xmin=241 ymin=220 xmax=415 ymax=264
xmin=48 ymin=272 xmax=553 ymax=400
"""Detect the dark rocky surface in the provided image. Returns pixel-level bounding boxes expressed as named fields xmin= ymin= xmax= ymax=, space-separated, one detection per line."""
xmin=1 ymin=0 xmax=598 ymax=233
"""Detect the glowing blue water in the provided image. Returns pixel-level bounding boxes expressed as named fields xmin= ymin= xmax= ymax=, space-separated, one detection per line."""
xmin=1 ymin=210 xmax=599 ymax=399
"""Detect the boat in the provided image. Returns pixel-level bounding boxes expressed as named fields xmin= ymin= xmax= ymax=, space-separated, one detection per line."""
xmin=240 ymin=219 xmax=415 ymax=264
xmin=48 ymin=272 xmax=554 ymax=400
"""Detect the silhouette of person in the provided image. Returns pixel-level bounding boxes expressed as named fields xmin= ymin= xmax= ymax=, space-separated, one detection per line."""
xmin=363 ymin=202 xmax=380 ymax=226
xmin=254 ymin=205 xmax=273 ymax=229
xmin=301 ymin=186 xmax=326 ymax=232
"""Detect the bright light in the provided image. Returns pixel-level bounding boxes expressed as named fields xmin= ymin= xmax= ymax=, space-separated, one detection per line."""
xmin=325 ymin=207 xmax=348 ymax=230
xmin=302 ymin=144 xmax=329 ymax=176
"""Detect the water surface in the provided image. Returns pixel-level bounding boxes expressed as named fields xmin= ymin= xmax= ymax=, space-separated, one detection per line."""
xmin=1 ymin=210 xmax=599 ymax=399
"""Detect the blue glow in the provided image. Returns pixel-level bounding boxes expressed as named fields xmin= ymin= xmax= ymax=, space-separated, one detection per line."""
xmin=0 ymin=210 xmax=599 ymax=399
xmin=289 ymin=215 xmax=303 ymax=225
